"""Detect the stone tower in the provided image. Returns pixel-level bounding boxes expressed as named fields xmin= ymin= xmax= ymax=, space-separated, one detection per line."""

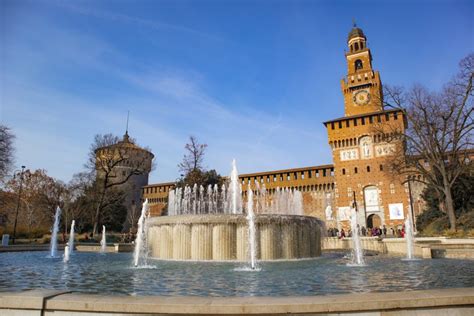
xmin=95 ymin=131 xmax=154 ymax=230
xmin=325 ymin=25 xmax=408 ymax=230
xmin=341 ymin=24 xmax=384 ymax=117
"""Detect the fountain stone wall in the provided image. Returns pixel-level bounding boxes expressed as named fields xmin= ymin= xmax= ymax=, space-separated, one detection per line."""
xmin=147 ymin=214 xmax=322 ymax=261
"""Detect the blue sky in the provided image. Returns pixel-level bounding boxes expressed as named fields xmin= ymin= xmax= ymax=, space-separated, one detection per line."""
xmin=1 ymin=0 xmax=473 ymax=184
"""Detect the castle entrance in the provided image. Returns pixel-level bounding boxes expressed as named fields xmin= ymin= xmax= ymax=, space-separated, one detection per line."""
xmin=367 ymin=214 xmax=381 ymax=228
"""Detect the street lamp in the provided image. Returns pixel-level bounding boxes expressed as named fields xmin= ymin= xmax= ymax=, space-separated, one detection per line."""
xmin=12 ymin=165 xmax=26 ymax=245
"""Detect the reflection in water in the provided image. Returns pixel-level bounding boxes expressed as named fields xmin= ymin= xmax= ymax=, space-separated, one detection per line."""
xmin=1 ymin=251 xmax=474 ymax=296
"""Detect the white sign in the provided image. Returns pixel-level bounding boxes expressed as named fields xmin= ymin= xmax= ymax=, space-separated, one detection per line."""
xmin=389 ymin=203 xmax=404 ymax=220
xmin=340 ymin=149 xmax=358 ymax=161
xmin=375 ymin=144 xmax=396 ymax=157
xmin=337 ymin=207 xmax=351 ymax=221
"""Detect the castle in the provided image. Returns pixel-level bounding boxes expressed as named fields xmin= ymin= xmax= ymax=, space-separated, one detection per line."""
xmin=139 ymin=25 xmax=425 ymax=231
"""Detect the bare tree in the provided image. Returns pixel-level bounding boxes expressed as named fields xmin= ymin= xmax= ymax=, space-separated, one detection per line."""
xmin=3 ymin=169 xmax=66 ymax=234
xmin=125 ymin=202 xmax=140 ymax=232
xmin=88 ymin=134 xmax=151 ymax=236
xmin=0 ymin=125 xmax=15 ymax=183
xmin=382 ymin=54 xmax=473 ymax=230
xmin=178 ymin=136 xmax=208 ymax=174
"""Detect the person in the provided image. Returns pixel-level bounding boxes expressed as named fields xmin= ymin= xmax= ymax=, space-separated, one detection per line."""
xmin=382 ymin=225 xmax=387 ymax=237
xmin=390 ymin=227 xmax=395 ymax=236
xmin=340 ymin=228 xmax=346 ymax=239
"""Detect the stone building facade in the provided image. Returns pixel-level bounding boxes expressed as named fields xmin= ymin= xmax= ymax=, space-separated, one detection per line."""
xmin=95 ymin=132 xmax=154 ymax=229
xmin=142 ymin=25 xmax=424 ymax=231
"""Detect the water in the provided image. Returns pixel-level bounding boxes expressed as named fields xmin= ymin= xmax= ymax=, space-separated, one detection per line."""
xmin=405 ymin=216 xmax=415 ymax=260
xmin=63 ymin=245 xmax=70 ymax=263
xmin=246 ymin=188 xmax=258 ymax=270
xmin=167 ymin=160 xmax=304 ymax=216
xmin=133 ymin=199 xmax=149 ymax=267
xmin=230 ymin=159 xmax=242 ymax=214
xmin=68 ymin=220 xmax=75 ymax=254
xmin=100 ymin=225 xmax=107 ymax=253
xmin=2 ymin=251 xmax=474 ymax=296
xmin=349 ymin=209 xmax=365 ymax=266
xmin=50 ymin=206 xmax=62 ymax=258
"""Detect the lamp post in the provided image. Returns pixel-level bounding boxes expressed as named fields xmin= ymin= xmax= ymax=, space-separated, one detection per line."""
xmin=12 ymin=165 xmax=26 ymax=245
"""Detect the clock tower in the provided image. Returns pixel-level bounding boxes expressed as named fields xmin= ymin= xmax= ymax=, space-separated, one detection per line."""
xmin=341 ymin=24 xmax=383 ymax=117
xmin=325 ymin=24 xmax=408 ymax=231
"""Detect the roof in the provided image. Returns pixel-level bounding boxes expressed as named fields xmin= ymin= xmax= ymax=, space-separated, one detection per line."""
xmin=322 ymin=108 xmax=404 ymax=125
xmin=239 ymin=164 xmax=334 ymax=178
xmin=96 ymin=132 xmax=154 ymax=157
xmin=348 ymin=26 xmax=365 ymax=41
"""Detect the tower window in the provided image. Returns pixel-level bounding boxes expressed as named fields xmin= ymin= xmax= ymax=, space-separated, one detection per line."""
xmin=354 ymin=167 xmax=358 ymax=174
xmin=380 ymin=164 xmax=384 ymax=171
xmin=331 ymin=122 xmax=335 ymax=130
xmin=394 ymin=112 xmax=398 ymax=120
xmin=338 ymin=121 xmax=342 ymax=129
xmin=355 ymin=59 xmax=363 ymax=70
xmin=353 ymin=118 xmax=358 ymax=126
xmin=346 ymin=120 xmax=350 ymax=127
xmin=361 ymin=117 xmax=365 ymax=125
xmin=355 ymin=43 xmax=359 ymax=51
xmin=342 ymin=168 xmax=346 ymax=175
xmin=367 ymin=166 xmax=371 ymax=172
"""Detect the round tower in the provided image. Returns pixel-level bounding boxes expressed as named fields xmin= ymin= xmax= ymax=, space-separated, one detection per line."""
xmin=95 ymin=131 xmax=154 ymax=230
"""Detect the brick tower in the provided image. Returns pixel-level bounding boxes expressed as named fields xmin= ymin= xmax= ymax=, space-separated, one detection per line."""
xmin=324 ymin=24 xmax=409 ymax=230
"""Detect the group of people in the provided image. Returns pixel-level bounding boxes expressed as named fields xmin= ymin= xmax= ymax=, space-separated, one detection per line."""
xmin=327 ymin=224 xmax=406 ymax=239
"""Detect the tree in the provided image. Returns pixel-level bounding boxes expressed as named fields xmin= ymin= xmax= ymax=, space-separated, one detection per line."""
xmin=87 ymin=133 xmax=151 ymax=236
xmin=0 ymin=125 xmax=15 ymax=183
xmin=2 ymin=169 xmax=66 ymax=236
xmin=176 ymin=168 xmax=225 ymax=189
xmin=383 ymin=54 xmax=473 ymax=230
xmin=178 ymin=136 xmax=208 ymax=174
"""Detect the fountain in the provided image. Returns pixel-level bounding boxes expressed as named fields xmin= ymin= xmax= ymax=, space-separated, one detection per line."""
xmin=100 ymin=225 xmax=107 ymax=253
xmin=230 ymin=159 xmax=242 ymax=214
xmin=134 ymin=199 xmax=149 ymax=267
xmin=50 ymin=206 xmax=61 ymax=258
xmin=147 ymin=160 xmax=322 ymax=261
xmin=246 ymin=188 xmax=257 ymax=270
xmin=349 ymin=208 xmax=365 ymax=266
xmin=63 ymin=245 xmax=70 ymax=263
xmin=404 ymin=215 xmax=416 ymax=260
xmin=68 ymin=220 xmax=75 ymax=254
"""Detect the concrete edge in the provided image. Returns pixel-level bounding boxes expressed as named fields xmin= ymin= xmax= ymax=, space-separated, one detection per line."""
xmin=1 ymin=288 xmax=472 ymax=314
xmin=0 ymin=289 xmax=71 ymax=309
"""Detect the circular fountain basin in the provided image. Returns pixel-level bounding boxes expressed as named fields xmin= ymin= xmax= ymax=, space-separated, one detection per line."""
xmin=147 ymin=214 xmax=323 ymax=261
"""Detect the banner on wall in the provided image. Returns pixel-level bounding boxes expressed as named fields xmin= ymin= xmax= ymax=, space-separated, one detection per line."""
xmin=389 ymin=203 xmax=404 ymax=220
xmin=337 ymin=207 xmax=351 ymax=221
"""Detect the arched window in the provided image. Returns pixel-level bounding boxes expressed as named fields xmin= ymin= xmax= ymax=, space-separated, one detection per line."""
xmin=355 ymin=42 xmax=359 ymax=50
xmin=355 ymin=59 xmax=363 ymax=70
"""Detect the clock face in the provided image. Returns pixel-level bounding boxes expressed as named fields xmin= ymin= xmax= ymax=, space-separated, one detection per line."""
xmin=353 ymin=90 xmax=371 ymax=105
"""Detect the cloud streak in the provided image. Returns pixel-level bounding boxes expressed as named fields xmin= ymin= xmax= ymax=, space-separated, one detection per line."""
xmin=1 ymin=7 xmax=332 ymax=184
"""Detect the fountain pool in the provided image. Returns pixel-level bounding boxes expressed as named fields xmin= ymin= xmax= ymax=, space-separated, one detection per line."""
xmin=1 ymin=250 xmax=474 ymax=296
